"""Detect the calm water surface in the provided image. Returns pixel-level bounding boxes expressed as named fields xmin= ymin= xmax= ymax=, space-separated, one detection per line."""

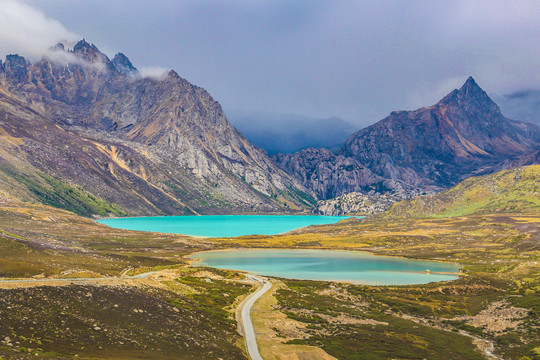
xmin=190 ymin=249 xmax=460 ymax=285
xmin=97 ymin=215 xmax=352 ymax=237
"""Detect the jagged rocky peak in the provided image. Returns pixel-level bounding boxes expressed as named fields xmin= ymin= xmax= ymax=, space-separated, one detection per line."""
xmin=71 ymin=39 xmax=117 ymax=72
xmin=276 ymin=76 xmax=539 ymax=202
xmin=2 ymin=54 xmax=29 ymax=83
xmin=167 ymin=69 xmax=181 ymax=79
xmin=112 ymin=53 xmax=138 ymax=76
xmin=461 ymin=76 xmax=481 ymax=92
xmin=4 ymin=54 xmax=27 ymax=67
xmin=51 ymin=42 xmax=65 ymax=52
xmin=49 ymin=40 xmax=138 ymax=76
xmin=73 ymin=39 xmax=101 ymax=56
xmin=442 ymin=76 xmax=501 ymax=115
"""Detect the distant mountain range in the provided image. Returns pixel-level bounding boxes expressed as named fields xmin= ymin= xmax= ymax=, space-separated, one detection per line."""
xmin=274 ymin=77 xmax=539 ymax=201
xmin=228 ymin=111 xmax=356 ymax=154
xmin=0 ymin=40 xmax=314 ymax=216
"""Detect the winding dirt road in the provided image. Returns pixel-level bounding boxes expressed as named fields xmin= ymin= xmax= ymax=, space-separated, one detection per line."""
xmin=0 ymin=271 xmax=157 ymax=288
xmin=239 ymin=274 xmax=272 ymax=360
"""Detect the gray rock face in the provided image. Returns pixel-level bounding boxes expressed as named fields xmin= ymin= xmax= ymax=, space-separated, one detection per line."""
xmin=3 ymin=55 xmax=28 ymax=84
xmin=0 ymin=40 xmax=314 ymax=216
xmin=275 ymin=77 xmax=539 ymax=202
xmin=111 ymin=53 xmax=137 ymax=77
xmin=273 ymin=148 xmax=387 ymax=199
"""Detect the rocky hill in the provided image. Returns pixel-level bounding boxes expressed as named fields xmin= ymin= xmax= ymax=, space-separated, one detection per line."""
xmin=0 ymin=40 xmax=314 ymax=216
xmin=380 ymin=164 xmax=540 ymax=219
xmin=312 ymin=188 xmax=436 ymax=216
xmin=275 ymin=77 xmax=539 ymax=202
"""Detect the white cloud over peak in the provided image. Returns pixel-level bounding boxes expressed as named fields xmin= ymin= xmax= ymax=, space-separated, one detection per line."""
xmin=0 ymin=0 xmax=79 ymax=61
xmin=139 ymin=66 xmax=169 ymax=80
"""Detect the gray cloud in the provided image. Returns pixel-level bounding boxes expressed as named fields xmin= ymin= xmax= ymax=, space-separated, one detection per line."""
xmin=12 ymin=0 xmax=540 ymax=127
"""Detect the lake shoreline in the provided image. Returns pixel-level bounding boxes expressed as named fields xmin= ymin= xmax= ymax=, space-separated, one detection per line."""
xmin=185 ymin=247 xmax=462 ymax=269
xmin=188 ymin=248 xmax=461 ymax=286
xmin=93 ymin=211 xmax=324 ymax=221
xmin=97 ymin=214 xmax=356 ymax=238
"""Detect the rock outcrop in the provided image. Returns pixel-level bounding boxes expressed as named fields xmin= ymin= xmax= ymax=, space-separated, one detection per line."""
xmin=313 ymin=192 xmax=404 ymax=216
xmin=273 ymin=148 xmax=388 ymax=199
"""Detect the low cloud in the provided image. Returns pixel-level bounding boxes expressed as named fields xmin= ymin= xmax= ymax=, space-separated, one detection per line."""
xmin=0 ymin=0 xmax=79 ymax=61
xmin=43 ymin=48 xmax=107 ymax=72
xmin=139 ymin=66 xmax=169 ymax=80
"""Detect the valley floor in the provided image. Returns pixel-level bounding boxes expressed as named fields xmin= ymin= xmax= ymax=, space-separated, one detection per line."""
xmin=0 ymin=201 xmax=538 ymax=359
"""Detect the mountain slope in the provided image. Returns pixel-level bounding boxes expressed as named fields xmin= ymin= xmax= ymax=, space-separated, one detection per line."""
xmin=340 ymin=77 xmax=538 ymax=187
xmin=275 ymin=77 xmax=539 ymax=200
xmin=0 ymin=40 xmax=314 ymax=216
xmin=381 ymin=164 xmax=540 ymax=219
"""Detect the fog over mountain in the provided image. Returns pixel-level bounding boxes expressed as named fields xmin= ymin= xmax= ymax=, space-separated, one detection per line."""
xmin=228 ymin=111 xmax=356 ymax=154
xmin=493 ymin=90 xmax=540 ymax=126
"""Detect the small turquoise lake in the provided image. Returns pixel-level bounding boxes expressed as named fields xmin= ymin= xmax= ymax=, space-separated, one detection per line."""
xmin=190 ymin=249 xmax=460 ymax=285
xmin=97 ymin=215 xmax=352 ymax=237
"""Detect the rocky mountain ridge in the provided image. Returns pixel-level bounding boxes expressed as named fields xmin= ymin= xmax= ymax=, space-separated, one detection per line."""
xmin=0 ymin=40 xmax=314 ymax=216
xmin=275 ymin=77 xmax=539 ymax=210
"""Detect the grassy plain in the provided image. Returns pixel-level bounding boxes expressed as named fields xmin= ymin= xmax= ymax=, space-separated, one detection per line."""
xmin=0 ymin=165 xmax=538 ymax=359
xmin=3 ymin=200 xmax=536 ymax=359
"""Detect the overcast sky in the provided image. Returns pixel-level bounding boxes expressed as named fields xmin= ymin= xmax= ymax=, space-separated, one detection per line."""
xmin=2 ymin=0 xmax=539 ymax=126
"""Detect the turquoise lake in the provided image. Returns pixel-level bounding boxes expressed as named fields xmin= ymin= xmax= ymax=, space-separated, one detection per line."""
xmin=190 ymin=249 xmax=460 ymax=285
xmin=97 ymin=215 xmax=352 ymax=237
